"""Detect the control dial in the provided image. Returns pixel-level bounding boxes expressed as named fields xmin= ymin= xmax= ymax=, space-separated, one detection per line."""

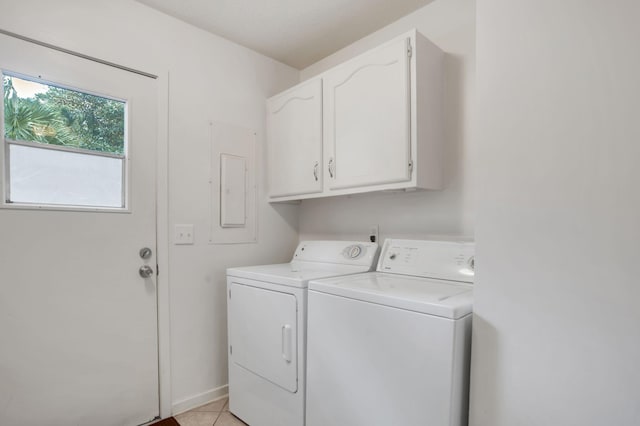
xmin=343 ymin=244 xmax=363 ymax=259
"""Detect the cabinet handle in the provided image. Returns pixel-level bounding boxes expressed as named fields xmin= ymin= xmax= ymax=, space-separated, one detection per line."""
xmin=328 ymin=157 xmax=334 ymax=178
xmin=313 ymin=161 xmax=319 ymax=181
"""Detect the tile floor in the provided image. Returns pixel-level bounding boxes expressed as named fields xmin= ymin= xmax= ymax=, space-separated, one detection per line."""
xmin=175 ymin=398 xmax=247 ymax=426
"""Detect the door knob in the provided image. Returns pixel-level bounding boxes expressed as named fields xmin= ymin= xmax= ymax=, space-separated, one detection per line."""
xmin=139 ymin=265 xmax=154 ymax=278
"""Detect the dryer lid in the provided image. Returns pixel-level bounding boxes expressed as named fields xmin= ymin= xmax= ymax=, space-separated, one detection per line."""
xmin=226 ymin=240 xmax=380 ymax=288
xmin=227 ymin=261 xmax=373 ymax=288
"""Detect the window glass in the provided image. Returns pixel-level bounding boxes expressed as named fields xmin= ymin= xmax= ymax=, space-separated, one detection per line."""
xmin=3 ymin=73 xmax=127 ymax=209
xmin=3 ymin=75 xmax=125 ymax=154
xmin=9 ymin=144 xmax=124 ymax=208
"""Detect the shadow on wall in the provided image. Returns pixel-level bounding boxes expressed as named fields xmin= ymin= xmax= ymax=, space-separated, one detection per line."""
xmin=443 ymin=52 xmax=467 ymax=189
xmin=269 ymin=201 xmax=300 ymax=231
xmin=469 ymin=314 xmax=500 ymax=426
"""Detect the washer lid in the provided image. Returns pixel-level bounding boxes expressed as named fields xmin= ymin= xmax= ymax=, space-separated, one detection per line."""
xmin=227 ymin=261 xmax=373 ymax=288
xmin=309 ymin=272 xmax=473 ymax=319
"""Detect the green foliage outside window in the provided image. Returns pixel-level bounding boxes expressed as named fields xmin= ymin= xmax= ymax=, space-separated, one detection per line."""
xmin=3 ymin=75 xmax=125 ymax=155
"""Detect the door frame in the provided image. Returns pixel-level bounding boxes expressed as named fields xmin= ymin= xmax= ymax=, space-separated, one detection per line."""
xmin=0 ymin=29 xmax=173 ymax=422
xmin=155 ymin=69 xmax=172 ymax=420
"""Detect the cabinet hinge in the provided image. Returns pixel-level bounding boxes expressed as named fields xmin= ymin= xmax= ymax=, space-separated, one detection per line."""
xmin=228 ymin=289 xmax=231 ymax=299
xmin=408 ymin=160 xmax=414 ymax=176
xmin=230 ymin=345 xmax=233 ymax=355
xmin=407 ymin=42 xmax=413 ymax=59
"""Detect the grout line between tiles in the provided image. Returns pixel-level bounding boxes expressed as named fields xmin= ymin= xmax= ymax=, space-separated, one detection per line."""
xmin=212 ymin=399 xmax=228 ymax=425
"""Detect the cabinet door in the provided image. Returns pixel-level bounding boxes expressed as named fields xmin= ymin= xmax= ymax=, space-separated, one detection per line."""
xmin=267 ymin=79 xmax=323 ymax=198
xmin=324 ymin=37 xmax=411 ymax=190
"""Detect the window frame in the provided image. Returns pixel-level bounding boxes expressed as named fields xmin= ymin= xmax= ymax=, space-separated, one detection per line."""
xmin=0 ymin=70 xmax=131 ymax=213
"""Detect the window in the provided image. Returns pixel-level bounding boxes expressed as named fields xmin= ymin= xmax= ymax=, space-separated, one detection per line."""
xmin=2 ymin=73 xmax=127 ymax=209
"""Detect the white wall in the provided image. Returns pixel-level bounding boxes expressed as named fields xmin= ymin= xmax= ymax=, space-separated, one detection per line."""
xmin=472 ymin=1 xmax=640 ymax=425
xmin=0 ymin=0 xmax=300 ymax=413
xmin=298 ymin=0 xmax=476 ymax=241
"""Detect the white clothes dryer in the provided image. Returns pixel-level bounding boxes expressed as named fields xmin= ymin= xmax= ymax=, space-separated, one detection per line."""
xmin=226 ymin=240 xmax=379 ymax=426
xmin=306 ymin=239 xmax=475 ymax=426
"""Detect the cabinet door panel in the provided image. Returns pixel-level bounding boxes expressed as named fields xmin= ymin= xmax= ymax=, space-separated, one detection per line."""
xmin=267 ymin=79 xmax=322 ymax=198
xmin=325 ymin=38 xmax=411 ymax=190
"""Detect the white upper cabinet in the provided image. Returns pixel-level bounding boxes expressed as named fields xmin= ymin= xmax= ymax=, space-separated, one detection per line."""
xmin=267 ymin=29 xmax=443 ymax=202
xmin=267 ymin=79 xmax=323 ymax=198
xmin=324 ymin=37 xmax=411 ymax=190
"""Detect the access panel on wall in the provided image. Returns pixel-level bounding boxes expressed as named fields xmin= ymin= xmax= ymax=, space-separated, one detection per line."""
xmin=210 ymin=122 xmax=257 ymax=244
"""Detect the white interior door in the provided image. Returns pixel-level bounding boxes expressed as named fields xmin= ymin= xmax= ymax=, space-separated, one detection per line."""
xmin=0 ymin=34 xmax=159 ymax=425
xmin=324 ymin=37 xmax=411 ymax=190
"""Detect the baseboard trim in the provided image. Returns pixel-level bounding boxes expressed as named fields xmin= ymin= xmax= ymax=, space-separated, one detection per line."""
xmin=172 ymin=384 xmax=229 ymax=415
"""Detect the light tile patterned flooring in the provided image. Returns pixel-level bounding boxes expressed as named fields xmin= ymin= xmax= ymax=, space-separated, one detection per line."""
xmin=175 ymin=398 xmax=247 ymax=426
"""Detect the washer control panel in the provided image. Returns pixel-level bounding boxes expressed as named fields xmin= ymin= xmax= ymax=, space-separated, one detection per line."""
xmin=379 ymin=239 xmax=475 ymax=282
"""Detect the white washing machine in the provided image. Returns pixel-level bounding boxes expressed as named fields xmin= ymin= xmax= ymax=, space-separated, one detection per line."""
xmin=226 ymin=240 xmax=379 ymax=426
xmin=306 ymin=239 xmax=475 ymax=426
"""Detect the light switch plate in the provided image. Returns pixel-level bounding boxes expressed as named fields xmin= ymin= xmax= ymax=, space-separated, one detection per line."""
xmin=174 ymin=224 xmax=194 ymax=245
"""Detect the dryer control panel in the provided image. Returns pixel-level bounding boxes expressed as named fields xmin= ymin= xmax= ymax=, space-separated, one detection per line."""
xmin=342 ymin=244 xmax=365 ymax=259
xmin=378 ymin=239 xmax=475 ymax=283
xmin=292 ymin=241 xmax=379 ymax=267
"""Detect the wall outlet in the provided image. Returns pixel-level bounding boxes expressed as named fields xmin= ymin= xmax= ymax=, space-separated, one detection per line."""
xmin=174 ymin=224 xmax=195 ymax=245
xmin=369 ymin=224 xmax=379 ymax=244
